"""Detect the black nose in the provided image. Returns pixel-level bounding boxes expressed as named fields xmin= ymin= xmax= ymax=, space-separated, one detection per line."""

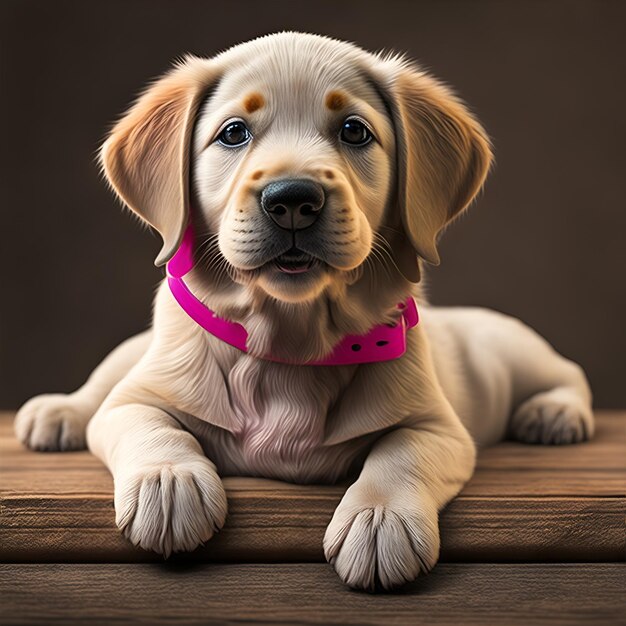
xmin=260 ymin=179 xmax=325 ymax=230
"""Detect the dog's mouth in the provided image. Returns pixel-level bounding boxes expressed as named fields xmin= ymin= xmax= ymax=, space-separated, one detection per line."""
xmin=273 ymin=248 xmax=319 ymax=274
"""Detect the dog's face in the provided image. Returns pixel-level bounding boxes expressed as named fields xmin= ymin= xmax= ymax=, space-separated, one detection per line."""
xmin=102 ymin=33 xmax=492 ymax=305
xmin=191 ymin=49 xmax=394 ymax=302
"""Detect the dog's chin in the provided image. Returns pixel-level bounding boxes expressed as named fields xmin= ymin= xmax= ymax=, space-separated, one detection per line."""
xmin=227 ymin=248 xmax=367 ymax=304
xmin=255 ymin=257 xmax=333 ymax=303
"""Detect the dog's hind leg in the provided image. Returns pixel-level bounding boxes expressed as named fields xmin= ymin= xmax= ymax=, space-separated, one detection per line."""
xmin=15 ymin=330 xmax=152 ymax=451
xmin=500 ymin=317 xmax=594 ymax=445
xmin=427 ymin=307 xmax=594 ymax=446
xmin=509 ymin=364 xmax=594 ymax=444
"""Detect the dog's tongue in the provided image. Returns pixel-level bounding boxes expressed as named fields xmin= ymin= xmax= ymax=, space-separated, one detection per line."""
xmin=275 ymin=250 xmax=314 ymax=274
xmin=277 ymin=263 xmax=311 ymax=274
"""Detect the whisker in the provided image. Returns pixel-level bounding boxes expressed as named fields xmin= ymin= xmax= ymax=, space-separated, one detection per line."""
xmin=372 ymin=232 xmax=404 ymax=277
xmin=193 ymin=233 xmax=238 ymax=284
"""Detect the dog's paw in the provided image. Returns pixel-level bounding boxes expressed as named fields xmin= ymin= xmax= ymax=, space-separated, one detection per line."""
xmin=510 ymin=388 xmax=594 ymax=445
xmin=114 ymin=458 xmax=228 ymax=557
xmin=14 ymin=394 xmax=92 ymax=451
xmin=324 ymin=495 xmax=439 ymax=590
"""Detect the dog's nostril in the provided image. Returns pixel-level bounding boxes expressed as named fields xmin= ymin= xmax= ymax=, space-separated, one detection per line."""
xmin=300 ymin=204 xmax=314 ymax=216
xmin=270 ymin=205 xmax=287 ymax=216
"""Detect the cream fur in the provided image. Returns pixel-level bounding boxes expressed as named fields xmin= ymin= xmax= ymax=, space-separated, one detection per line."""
xmin=15 ymin=32 xmax=593 ymax=591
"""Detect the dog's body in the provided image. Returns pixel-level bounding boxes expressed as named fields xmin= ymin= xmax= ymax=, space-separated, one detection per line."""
xmin=15 ymin=32 xmax=592 ymax=590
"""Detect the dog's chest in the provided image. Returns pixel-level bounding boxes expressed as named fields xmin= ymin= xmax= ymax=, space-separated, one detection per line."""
xmin=212 ymin=358 xmax=363 ymax=482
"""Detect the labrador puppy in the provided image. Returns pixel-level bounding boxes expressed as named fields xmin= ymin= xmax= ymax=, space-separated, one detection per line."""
xmin=15 ymin=32 xmax=593 ymax=590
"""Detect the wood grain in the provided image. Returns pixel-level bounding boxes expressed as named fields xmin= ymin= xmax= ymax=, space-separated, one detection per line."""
xmin=1 ymin=563 xmax=624 ymax=625
xmin=1 ymin=412 xmax=624 ymax=562
xmin=3 ymin=411 xmax=624 ymax=496
xmin=1 ymin=493 xmax=624 ymax=563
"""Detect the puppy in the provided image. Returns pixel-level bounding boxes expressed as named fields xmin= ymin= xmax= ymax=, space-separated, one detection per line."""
xmin=15 ymin=32 xmax=593 ymax=590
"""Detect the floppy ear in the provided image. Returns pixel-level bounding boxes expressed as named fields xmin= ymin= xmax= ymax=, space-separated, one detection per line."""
xmin=101 ymin=56 xmax=219 ymax=266
xmin=374 ymin=59 xmax=492 ymax=279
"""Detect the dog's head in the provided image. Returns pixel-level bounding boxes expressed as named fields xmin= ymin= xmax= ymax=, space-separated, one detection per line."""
xmin=102 ymin=33 xmax=491 ymax=305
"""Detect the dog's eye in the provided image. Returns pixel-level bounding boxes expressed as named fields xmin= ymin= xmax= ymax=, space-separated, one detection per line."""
xmin=339 ymin=118 xmax=373 ymax=147
xmin=217 ymin=121 xmax=252 ymax=147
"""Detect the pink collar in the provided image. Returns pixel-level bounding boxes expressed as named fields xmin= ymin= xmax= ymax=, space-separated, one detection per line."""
xmin=166 ymin=226 xmax=419 ymax=366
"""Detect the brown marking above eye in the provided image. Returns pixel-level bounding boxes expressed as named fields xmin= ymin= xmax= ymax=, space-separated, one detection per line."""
xmin=325 ymin=90 xmax=347 ymax=111
xmin=251 ymin=170 xmax=264 ymax=180
xmin=324 ymin=169 xmax=335 ymax=180
xmin=243 ymin=92 xmax=265 ymax=113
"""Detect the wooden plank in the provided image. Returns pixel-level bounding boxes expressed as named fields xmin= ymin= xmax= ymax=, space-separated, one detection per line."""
xmin=1 ymin=493 xmax=624 ymax=563
xmin=1 ymin=412 xmax=624 ymax=562
xmin=2 ymin=411 xmax=624 ymax=497
xmin=1 ymin=563 xmax=624 ymax=625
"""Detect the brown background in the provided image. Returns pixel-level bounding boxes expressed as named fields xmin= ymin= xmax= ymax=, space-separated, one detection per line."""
xmin=1 ymin=0 xmax=624 ymax=409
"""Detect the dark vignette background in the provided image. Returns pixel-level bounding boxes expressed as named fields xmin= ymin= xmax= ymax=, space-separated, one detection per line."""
xmin=1 ymin=0 xmax=624 ymax=408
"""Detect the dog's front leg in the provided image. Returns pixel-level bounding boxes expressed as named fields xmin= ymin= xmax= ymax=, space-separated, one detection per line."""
xmin=87 ymin=402 xmax=227 ymax=556
xmin=324 ymin=416 xmax=475 ymax=590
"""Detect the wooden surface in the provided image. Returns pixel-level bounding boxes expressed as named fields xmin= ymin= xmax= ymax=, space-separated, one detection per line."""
xmin=1 ymin=410 xmax=625 ymax=625
xmin=1 ymin=563 xmax=624 ymax=626
xmin=1 ymin=411 xmax=624 ymax=562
